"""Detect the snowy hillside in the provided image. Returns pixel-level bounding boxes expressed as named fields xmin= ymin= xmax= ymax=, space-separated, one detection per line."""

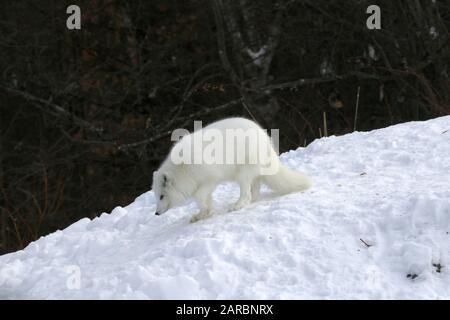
xmin=1 ymin=116 xmax=450 ymax=299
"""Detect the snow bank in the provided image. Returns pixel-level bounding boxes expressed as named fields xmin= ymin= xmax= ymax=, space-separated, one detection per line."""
xmin=1 ymin=116 xmax=450 ymax=299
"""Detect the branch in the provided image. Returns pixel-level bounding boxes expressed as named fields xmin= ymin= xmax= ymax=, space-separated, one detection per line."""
xmin=260 ymin=71 xmax=385 ymax=91
xmin=0 ymin=84 xmax=102 ymax=133
xmin=117 ymin=98 xmax=244 ymax=151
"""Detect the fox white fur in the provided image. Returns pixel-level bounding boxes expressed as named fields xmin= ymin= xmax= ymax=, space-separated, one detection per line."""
xmin=152 ymin=117 xmax=311 ymax=223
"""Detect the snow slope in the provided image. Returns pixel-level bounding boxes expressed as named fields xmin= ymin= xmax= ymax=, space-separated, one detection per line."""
xmin=1 ymin=116 xmax=450 ymax=299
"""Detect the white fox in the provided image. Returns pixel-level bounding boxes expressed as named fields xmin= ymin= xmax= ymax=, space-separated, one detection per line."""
xmin=152 ymin=117 xmax=311 ymax=223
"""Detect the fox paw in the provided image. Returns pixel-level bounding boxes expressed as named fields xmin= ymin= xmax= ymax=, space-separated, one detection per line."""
xmin=231 ymin=200 xmax=250 ymax=212
xmin=190 ymin=215 xmax=202 ymax=223
xmin=190 ymin=212 xmax=211 ymax=223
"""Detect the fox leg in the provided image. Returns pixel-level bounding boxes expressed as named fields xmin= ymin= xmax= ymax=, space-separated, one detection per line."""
xmin=251 ymin=177 xmax=261 ymax=202
xmin=190 ymin=184 xmax=214 ymax=223
xmin=233 ymin=178 xmax=252 ymax=211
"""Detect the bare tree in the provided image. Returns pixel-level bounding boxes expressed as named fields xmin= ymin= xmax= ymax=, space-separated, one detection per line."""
xmin=211 ymin=0 xmax=285 ymax=124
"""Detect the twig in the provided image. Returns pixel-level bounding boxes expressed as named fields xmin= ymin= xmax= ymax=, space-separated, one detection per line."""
xmin=242 ymin=101 xmax=258 ymax=122
xmin=360 ymin=238 xmax=372 ymax=248
xmin=354 ymin=86 xmax=361 ymax=132
xmin=260 ymin=71 xmax=383 ymax=92
xmin=323 ymin=111 xmax=328 ymax=137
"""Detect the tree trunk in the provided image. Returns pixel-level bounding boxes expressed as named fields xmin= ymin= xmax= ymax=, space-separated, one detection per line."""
xmin=212 ymin=0 xmax=283 ymax=124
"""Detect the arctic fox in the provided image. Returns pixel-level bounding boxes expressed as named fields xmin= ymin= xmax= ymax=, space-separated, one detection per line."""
xmin=152 ymin=117 xmax=311 ymax=223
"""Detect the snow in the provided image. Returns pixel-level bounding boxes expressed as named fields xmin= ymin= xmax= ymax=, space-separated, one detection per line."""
xmin=1 ymin=116 xmax=450 ymax=299
xmin=429 ymin=26 xmax=438 ymax=40
xmin=368 ymin=45 xmax=379 ymax=61
xmin=246 ymin=46 xmax=267 ymax=67
xmin=319 ymin=59 xmax=333 ymax=76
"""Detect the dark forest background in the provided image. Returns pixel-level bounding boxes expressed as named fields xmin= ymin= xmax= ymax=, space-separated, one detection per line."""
xmin=0 ymin=0 xmax=449 ymax=254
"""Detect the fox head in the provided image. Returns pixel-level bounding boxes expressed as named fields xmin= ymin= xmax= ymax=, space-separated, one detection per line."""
xmin=152 ymin=170 xmax=186 ymax=215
